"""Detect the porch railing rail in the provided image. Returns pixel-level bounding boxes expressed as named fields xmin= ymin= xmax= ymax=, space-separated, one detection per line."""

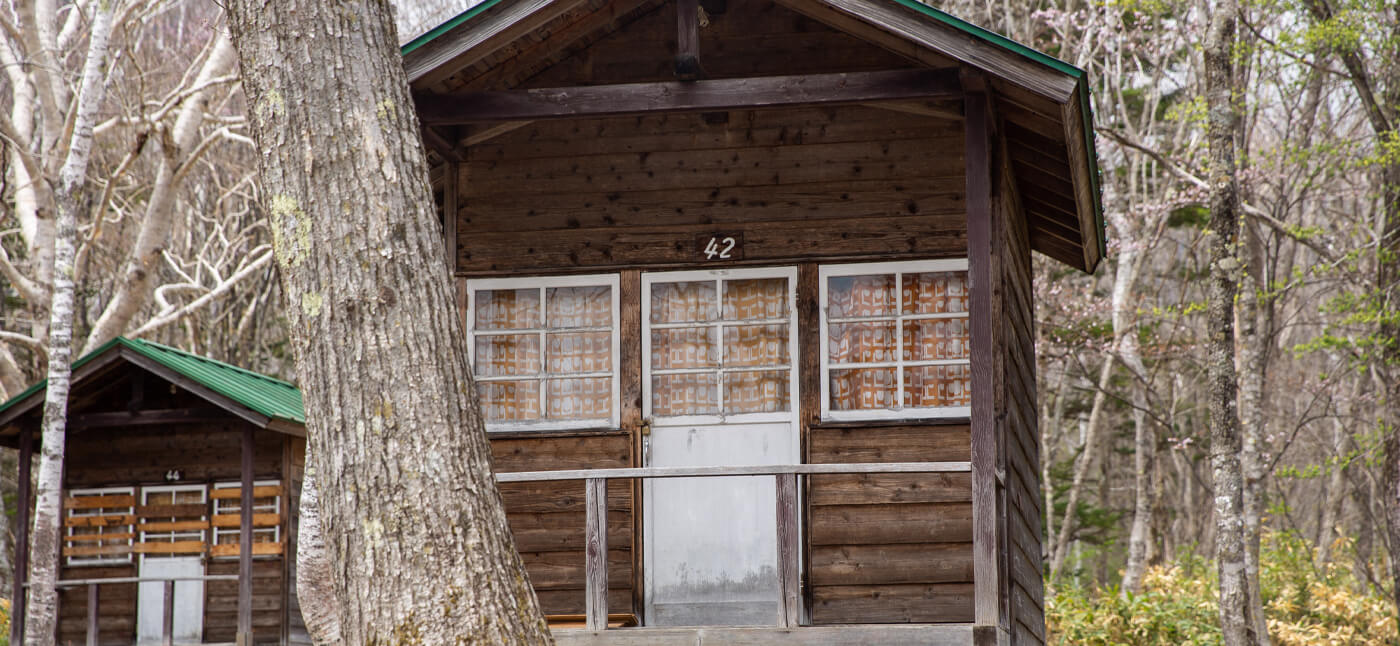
xmin=496 ymin=461 xmax=973 ymax=631
xmin=42 ymin=574 xmax=239 ymax=646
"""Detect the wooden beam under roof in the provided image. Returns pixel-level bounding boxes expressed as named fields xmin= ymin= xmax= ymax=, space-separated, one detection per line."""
xmin=414 ymin=68 xmax=961 ymax=124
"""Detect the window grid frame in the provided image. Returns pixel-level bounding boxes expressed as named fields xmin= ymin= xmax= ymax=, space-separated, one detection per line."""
xmin=467 ymin=273 xmax=621 ymax=432
xmin=65 ymin=486 xmax=136 ymax=568
xmin=819 ymin=259 xmax=972 ymax=421
xmin=211 ymin=480 xmax=281 ymax=558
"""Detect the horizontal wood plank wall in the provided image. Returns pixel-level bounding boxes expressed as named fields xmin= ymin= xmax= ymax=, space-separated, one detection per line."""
xmin=56 ymin=565 xmax=135 ymax=643
xmin=438 ymin=0 xmax=950 ymax=93
xmin=58 ymin=420 xmax=287 ymax=645
xmin=205 ymin=560 xmax=285 ymax=642
xmin=998 ymin=146 xmax=1046 ymax=645
xmin=491 ymin=433 xmax=634 ymax=616
xmin=806 ymin=423 xmax=974 ymax=624
xmin=456 ymin=105 xmax=967 ymax=275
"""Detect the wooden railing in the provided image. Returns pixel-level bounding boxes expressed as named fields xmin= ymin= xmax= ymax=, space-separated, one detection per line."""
xmin=496 ymin=461 xmax=973 ymax=632
xmin=43 ymin=575 xmax=239 ymax=646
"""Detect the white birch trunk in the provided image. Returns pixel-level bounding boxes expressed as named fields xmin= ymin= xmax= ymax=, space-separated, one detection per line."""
xmin=22 ymin=3 xmax=118 ymax=643
xmin=295 ymin=467 xmax=343 ymax=645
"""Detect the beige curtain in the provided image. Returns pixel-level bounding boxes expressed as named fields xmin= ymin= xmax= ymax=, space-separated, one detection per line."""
xmin=474 ymin=286 xmax=612 ymax=423
xmin=828 ymin=271 xmax=971 ymax=411
xmin=651 ymin=278 xmax=789 ymax=416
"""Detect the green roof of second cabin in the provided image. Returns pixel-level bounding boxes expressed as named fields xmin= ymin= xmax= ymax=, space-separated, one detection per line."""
xmin=0 ymin=336 xmax=304 ymax=426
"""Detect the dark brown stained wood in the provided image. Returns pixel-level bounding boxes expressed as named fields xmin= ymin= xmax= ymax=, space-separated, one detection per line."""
xmin=491 ymin=434 xmax=631 ymax=471
xmin=675 ymin=0 xmax=701 ymax=79
xmin=810 ymin=543 xmax=973 ymax=585
xmin=807 ymin=472 xmax=972 ymax=506
xmin=782 ymin=0 xmax=1077 ymax=102
xmin=809 ymin=502 xmax=973 ymax=545
xmin=964 ymin=78 xmax=1001 ymax=630
xmin=499 ymin=480 xmax=632 ymax=512
xmin=506 ymin=0 xmax=931 ymax=90
xmin=619 ymin=271 xmax=643 ymax=432
xmin=457 ymin=0 xmax=666 ymax=92
xmin=405 ymin=0 xmax=593 ymax=84
xmin=510 ymin=511 xmax=632 ymax=551
xmin=444 ymin=161 xmax=459 ymax=273
xmin=464 ymin=106 xmax=962 ymax=159
xmin=1059 ymin=93 xmax=1100 ymax=271
xmin=419 ymin=68 xmax=961 ymax=124
xmin=808 ymin=425 xmax=970 ymax=463
xmin=163 ymin=580 xmax=175 ymax=646
xmin=55 ymin=566 xmax=137 ymax=646
xmin=64 ymin=423 xmax=282 ymax=488
xmin=86 ymin=582 xmax=99 ymax=646
xmin=203 ymin=560 xmax=285 ymax=643
xmin=12 ymin=429 xmax=30 ymax=646
xmin=68 ymin=407 xmax=227 ymax=429
xmin=810 ymin=583 xmax=974 ymax=624
xmin=1010 ymin=582 xmax=1045 ymax=643
xmin=238 ymin=426 xmax=254 ymax=644
xmin=459 ymin=214 xmax=967 ymax=274
xmin=423 ymin=127 xmax=465 ymax=163
xmin=534 ymin=588 xmax=634 ymax=615
xmin=522 ymin=549 xmax=633 ymax=589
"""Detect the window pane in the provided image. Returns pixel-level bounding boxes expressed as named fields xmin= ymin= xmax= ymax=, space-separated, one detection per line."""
xmin=652 ymin=373 xmax=718 ymax=416
xmin=547 ymin=332 xmax=611 ymax=374
xmin=724 ymin=371 xmax=790 ymax=414
xmin=902 ymin=272 xmax=969 ymax=315
xmin=903 ymin=318 xmax=971 ymax=361
xmin=474 ymin=289 xmax=540 ymax=329
xmin=651 ymin=281 xmax=716 ymax=323
xmin=723 ymin=278 xmax=788 ymax=320
xmin=548 ymin=286 xmax=612 ymax=327
xmin=477 ymin=380 xmax=541 ymax=421
xmin=904 ymin=365 xmax=971 ymax=407
xmin=474 ymin=334 xmax=540 ymax=377
xmin=651 ymin=327 xmax=718 ymax=370
xmin=828 ymin=322 xmax=897 ymax=364
xmin=547 ymin=378 xmax=613 ymax=420
xmin=827 ymin=274 xmax=896 ymax=318
xmin=829 ymin=367 xmax=896 ymax=411
xmin=724 ymin=324 xmax=789 ymax=367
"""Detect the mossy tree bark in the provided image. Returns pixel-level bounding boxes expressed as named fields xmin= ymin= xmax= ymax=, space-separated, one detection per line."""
xmin=223 ymin=2 xmax=553 ymax=644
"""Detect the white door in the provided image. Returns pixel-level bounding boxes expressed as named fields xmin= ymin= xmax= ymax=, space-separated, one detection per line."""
xmin=138 ymin=485 xmax=206 ymax=646
xmin=642 ymin=267 xmax=800 ymax=626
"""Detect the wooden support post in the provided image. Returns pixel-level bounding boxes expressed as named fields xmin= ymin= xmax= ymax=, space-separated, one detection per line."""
xmin=238 ymin=426 xmax=255 ymax=645
xmin=11 ymin=428 xmax=32 ymax=646
xmin=675 ymin=0 xmax=701 ymax=79
xmin=443 ymin=160 xmax=458 ymax=274
xmin=584 ymin=477 xmax=609 ymax=631
xmin=163 ymin=580 xmax=175 ymax=646
xmin=776 ymin=473 xmax=801 ymax=627
xmin=86 ymin=583 xmax=99 ymax=646
xmin=964 ymin=73 xmax=1003 ymax=632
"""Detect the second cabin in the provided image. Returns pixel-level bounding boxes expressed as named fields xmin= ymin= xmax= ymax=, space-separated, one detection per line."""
xmin=403 ymin=0 xmax=1104 ymax=643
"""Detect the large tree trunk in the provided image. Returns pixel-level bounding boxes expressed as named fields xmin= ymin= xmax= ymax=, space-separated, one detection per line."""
xmin=1204 ymin=1 xmax=1257 ymax=644
xmin=22 ymin=3 xmax=118 ymax=643
xmin=223 ymin=2 xmax=553 ymax=644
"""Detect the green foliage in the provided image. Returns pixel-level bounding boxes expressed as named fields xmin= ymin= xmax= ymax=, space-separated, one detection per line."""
xmin=1047 ymin=532 xmax=1399 ymax=645
xmin=1168 ymin=204 xmax=1210 ymax=229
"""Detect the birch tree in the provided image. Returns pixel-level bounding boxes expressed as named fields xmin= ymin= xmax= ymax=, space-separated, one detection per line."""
xmin=222 ymin=1 xmax=553 ymax=643
xmin=21 ymin=1 xmax=117 ymax=641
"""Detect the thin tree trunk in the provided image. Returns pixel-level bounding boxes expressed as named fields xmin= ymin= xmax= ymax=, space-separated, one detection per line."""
xmin=223 ymin=2 xmax=553 ymax=643
xmin=1049 ymin=354 xmax=1115 ymax=580
xmin=1238 ymin=224 xmax=1271 ymax=645
xmin=1204 ymin=0 xmax=1256 ymax=643
xmin=23 ymin=3 xmax=118 ymax=643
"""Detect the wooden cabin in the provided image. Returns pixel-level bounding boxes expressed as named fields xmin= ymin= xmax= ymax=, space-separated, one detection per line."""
xmin=403 ymin=0 xmax=1103 ymax=644
xmin=0 ymin=337 xmax=309 ymax=646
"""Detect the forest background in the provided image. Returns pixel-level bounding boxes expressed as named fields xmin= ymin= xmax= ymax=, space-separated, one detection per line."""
xmin=0 ymin=0 xmax=1396 ymax=643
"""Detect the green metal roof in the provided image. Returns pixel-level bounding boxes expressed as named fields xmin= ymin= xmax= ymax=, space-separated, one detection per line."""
xmin=0 ymin=337 xmax=304 ymax=425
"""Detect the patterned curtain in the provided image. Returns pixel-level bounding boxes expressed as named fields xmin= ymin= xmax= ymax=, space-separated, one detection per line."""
xmin=650 ymin=278 xmax=790 ymax=416
xmin=828 ymin=271 xmax=971 ymax=411
xmin=474 ymin=285 xmax=612 ymax=423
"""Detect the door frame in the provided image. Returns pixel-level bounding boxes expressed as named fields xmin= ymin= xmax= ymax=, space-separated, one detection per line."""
xmin=137 ymin=483 xmax=208 ymax=645
xmin=639 ymin=265 xmax=802 ymax=625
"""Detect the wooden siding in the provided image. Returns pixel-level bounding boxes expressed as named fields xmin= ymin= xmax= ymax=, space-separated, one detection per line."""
xmin=57 ymin=410 xmax=288 ymax=645
xmin=455 ymin=105 xmax=967 ymax=275
xmin=996 ymin=145 xmax=1045 ymax=645
xmin=806 ymin=424 xmax=974 ymax=624
xmin=430 ymin=0 xmax=949 ymax=93
xmin=491 ymin=432 xmax=635 ymax=617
